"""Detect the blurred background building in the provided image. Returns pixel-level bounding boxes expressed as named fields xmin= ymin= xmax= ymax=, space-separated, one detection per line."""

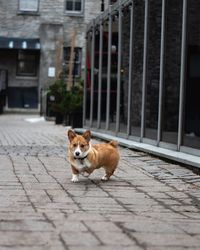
xmin=0 ymin=0 xmax=109 ymax=113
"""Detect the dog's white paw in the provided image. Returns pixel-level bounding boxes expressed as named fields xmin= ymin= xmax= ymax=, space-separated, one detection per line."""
xmin=71 ymin=174 xmax=79 ymax=183
xmin=82 ymin=171 xmax=90 ymax=177
xmin=101 ymin=175 xmax=109 ymax=181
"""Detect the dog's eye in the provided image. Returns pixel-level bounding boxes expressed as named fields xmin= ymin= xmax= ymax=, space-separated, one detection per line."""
xmin=80 ymin=144 xmax=85 ymax=148
xmin=73 ymin=143 xmax=77 ymax=147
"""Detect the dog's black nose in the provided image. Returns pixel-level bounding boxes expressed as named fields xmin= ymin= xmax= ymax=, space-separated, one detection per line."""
xmin=75 ymin=151 xmax=80 ymax=156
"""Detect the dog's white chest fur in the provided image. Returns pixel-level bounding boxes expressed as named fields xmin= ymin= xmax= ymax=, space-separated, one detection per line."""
xmin=70 ymin=157 xmax=92 ymax=172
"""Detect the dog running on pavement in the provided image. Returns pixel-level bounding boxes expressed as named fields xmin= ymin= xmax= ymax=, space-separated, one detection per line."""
xmin=67 ymin=130 xmax=120 ymax=182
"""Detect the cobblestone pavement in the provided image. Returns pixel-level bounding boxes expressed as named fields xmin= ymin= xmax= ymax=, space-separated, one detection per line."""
xmin=0 ymin=114 xmax=200 ymax=250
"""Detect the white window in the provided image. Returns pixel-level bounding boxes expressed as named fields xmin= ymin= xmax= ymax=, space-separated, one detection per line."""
xmin=19 ymin=0 xmax=39 ymax=12
xmin=65 ymin=0 xmax=83 ymax=14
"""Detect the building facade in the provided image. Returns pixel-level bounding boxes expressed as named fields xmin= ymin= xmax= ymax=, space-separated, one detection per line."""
xmin=0 ymin=0 xmax=109 ymax=112
xmin=84 ymin=0 xmax=200 ymax=165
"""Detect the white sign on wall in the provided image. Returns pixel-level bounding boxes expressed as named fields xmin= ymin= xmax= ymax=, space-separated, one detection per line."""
xmin=48 ymin=67 xmax=55 ymax=77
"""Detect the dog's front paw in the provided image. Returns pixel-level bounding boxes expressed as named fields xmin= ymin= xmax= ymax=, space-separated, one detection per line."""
xmin=71 ymin=174 xmax=79 ymax=183
xmin=101 ymin=175 xmax=109 ymax=181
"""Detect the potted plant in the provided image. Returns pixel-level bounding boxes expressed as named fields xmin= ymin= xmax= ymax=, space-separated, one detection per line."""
xmin=67 ymin=80 xmax=83 ymax=128
xmin=47 ymin=78 xmax=83 ymax=127
xmin=47 ymin=79 xmax=67 ymax=124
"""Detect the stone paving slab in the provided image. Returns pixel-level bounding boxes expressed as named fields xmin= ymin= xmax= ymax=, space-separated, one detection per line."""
xmin=0 ymin=114 xmax=200 ymax=249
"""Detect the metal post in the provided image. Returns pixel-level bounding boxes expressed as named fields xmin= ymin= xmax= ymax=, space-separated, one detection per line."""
xmin=83 ymin=33 xmax=88 ymax=126
xmin=89 ymin=22 xmax=95 ymax=127
xmin=178 ymin=0 xmax=187 ymax=151
xmin=157 ymin=0 xmax=166 ymax=145
xmin=127 ymin=1 xmax=134 ymax=136
xmin=106 ymin=5 xmax=112 ymax=130
xmin=116 ymin=0 xmax=122 ymax=133
xmin=141 ymin=0 xmax=149 ymax=140
xmin=97 ymin=19 xmax=103 ymax=128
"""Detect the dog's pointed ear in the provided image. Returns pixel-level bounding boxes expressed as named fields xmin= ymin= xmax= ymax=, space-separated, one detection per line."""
xmin=68 ymin=129 xmax=76 ymax=142
xmin=82 ymin=130 xmax=91 ymax=142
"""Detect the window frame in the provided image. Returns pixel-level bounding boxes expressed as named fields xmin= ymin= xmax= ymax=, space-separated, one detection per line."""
xmin=65 ymin=0 xmax=84 ymax=16
xmin=18 ymin=0 xmax=39 ymax=13
xmin=16 ymin=50 xmax=38 ymax=77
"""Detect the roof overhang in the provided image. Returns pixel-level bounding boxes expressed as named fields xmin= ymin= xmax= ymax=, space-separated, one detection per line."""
xmin=0 ymin=37 xmax=41 ymax=50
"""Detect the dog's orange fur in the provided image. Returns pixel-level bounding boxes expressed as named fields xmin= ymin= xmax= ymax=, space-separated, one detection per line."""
xmin=68 ymin=130 xmax=120 ymax=182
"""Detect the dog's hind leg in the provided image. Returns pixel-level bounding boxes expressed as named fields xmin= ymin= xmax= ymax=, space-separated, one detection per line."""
xmin=101 ymin=165 xmax=117 ymax=181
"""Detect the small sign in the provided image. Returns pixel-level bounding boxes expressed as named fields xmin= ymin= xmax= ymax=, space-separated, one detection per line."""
xmin=48 ymin=67 xmax=55 ymax=77
xmin=49 ymin=95 xmax=55 ymax=101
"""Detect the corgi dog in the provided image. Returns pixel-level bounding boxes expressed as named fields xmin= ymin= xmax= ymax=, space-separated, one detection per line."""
xmin=67 ymin=129 xmax=120 ymax=182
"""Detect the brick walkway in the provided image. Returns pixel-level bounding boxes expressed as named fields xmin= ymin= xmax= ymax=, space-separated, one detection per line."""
xmin=0 ymin=114 xmax=200 ymax=250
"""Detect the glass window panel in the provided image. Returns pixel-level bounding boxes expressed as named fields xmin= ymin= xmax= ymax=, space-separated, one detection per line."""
xmin=85 ymin=34 xmax=92 ymax=125
xmin=17 ymin=51 xmax=37 ymax=76
xmin=66 ymin=0 xmax=82 ymax=12
xmin=161 ymin=0 xmax=182 ymax=144
xmin=19 ymin=62 xmax=25 ymax=71
xmin=130 ymin=0 xmax=145 ymax=137
xmin=66 ymin=1 xmax=73 ymax=11
xmin=64 ymin=47 xmax=70 ymax=61
xmin=119 ymin=8 xmax=129 ymax=133
xmin=75 ymin=1 xmax=82 ymax=11
xmin=91 ymin=31 xmax=100 ymax=127
xmin=183 ymin=0 xmax=200 ymax=150
xmin=100 ymin=25 xmax=109 ymax=128
xmin=63 ymin=47 xmax=82 ymax=77
xmin=144 ymin=0 xmax=162 ymax=140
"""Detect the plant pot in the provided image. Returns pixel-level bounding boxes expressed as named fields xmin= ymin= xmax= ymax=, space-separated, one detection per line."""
xmin=63 ymin=113 xmax=70 ymax=126
xmin=70 ymin=112 xmax=83 ymax=128
xmin=55 ymin=112 xmax=63 ymax=124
